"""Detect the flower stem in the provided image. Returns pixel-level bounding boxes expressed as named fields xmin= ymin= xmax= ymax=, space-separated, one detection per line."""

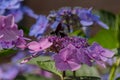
xmin=109 ymin=14 xmax=120 ymax=80
xmin=73 ymin=71 xmax=76 ymax=77
xmin=62 ymin=71 xmax=66 ymax=78
xmin=109 ymin=57 xmax=120 ymax=80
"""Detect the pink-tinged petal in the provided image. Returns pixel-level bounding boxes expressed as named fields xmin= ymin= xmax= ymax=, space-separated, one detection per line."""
xmin=28 ymin=38 xmax=52 ymax=53
xmin=4 ymin=14 xmax=14 ymax=28
xmin=38 ymin=38 xmax=53 ymax=50
xmin=17 ymin=44 xmax=26 ymax=50
xmin=0 ymin=34 xmax=4 ymax=39
xmin=67 ymin=60 xmax=81 ymax=71
xmin=96 ymin=61 xmax=106 ymax=68
xmin=21 ymin=57 xmax=32 ymax=64
xmin=28 ymin=41 xmax=40 ymax=50
xmin=101 ymin=49 xmax=114 ymax=58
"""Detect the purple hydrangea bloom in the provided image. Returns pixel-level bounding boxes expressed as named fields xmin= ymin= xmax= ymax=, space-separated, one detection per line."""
xmin=29 ymin=15 xmax=48 ymax=39
xmin=53 ymin=44 xmax=80 ymax=71
xmin=21 ymin=38 xmax=53 ymax=63
xmin=0 ymin=15 xmax=27 ymax=49
xmin=50 ymin=36 xmax=114 ymax=70
xmin=22 ymin=35 xmax=114 ymax=71
xmin=87 ymin=42 xmax=114 ymax=67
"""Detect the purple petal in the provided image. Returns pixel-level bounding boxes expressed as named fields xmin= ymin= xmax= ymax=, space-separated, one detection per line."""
xmin=97 ymin=21 xmax=109 ymax=29
xmin=80 ymin=20 xmax=93 ymax=26
xmin=101 ymin=49 xmax=114 ymax=58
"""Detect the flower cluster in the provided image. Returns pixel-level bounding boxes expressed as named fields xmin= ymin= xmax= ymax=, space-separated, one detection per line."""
xmin=29 ymin=7 xmax=109 ymax=39
xmin=0 ymin=15 xmax=27 ymax=49
xmin=48 ymin=7 xmax=108 ymax=29
xmin=23 ymin=36 xmax=114 ymax=71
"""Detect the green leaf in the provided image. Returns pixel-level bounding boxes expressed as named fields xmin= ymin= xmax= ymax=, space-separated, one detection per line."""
xmin=70 ymin=29 xmax=85 ymax=37
xmin=37 ymin=60 xmax=63 ymax=80
xmin=0 ymin=49 xmax=16 ymax=57
xmin=20 ymin=56 xmax=51 ymax=65
xmin=15 ymin=74 xmax=53 ymax=80
xmin=66 ymin=64 xmax=100 ymax=77
xmin=88 ymin=29 xmax=118 ymax=49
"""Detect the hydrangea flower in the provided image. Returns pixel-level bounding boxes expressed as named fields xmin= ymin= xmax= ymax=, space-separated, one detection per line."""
xmin=48 ymin=7 xmax=109 ymax=35
xmin=21 ymin=37 xmax=53 ymax=63
xmin=23 ymin=35 xmax=114 ymax=71
xmin=74 ymin=7 xmax=109 ymax=29
xmin=51 ymin=36 xmax=114 ymax=70
xmin=27 ymin=38 xmax=53 ymax=53
xmin=0 ymin=0 xmax=23 ymax=10
xmin=0 ymin=15 xmax=27 ymax=49
xmin=29 ymin=15 xmax=48 ymax=39
xmin=53 ymin=44 xmax=80 ymax=71
xmin=87 ymin=42 xmax=114 ymax=67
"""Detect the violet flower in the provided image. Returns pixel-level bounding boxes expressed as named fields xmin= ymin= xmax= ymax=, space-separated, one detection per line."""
xmin=27 ymin=38 xmax=53 ymax=53
xmin=21 ymin=38 xmax=53 ymax=63
xmin=0 ymin=15 xmax=27 ymax=49
xmin=53 ymin=44 xmax=80 ymax=71
xmin=22 ymin=35 xmax=114 ymax=71
xmin=29 ymin=15 xmax=48 ymax=39
xmin=50 ymin=36 xmax=114 ymax=71
xmin=87 ymin=42 xmax=114 ymax=67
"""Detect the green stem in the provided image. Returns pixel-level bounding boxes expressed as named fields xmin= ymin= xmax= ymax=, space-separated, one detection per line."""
xmin=109 ymin=57 xmax=120 ymax=80
xmin=109 ymin=14 xmax=120 ymax=80
xmin=73 ymin=71 xmax=76 ymax=78
xmin=62 ymin=71 xmax=66 ymax=78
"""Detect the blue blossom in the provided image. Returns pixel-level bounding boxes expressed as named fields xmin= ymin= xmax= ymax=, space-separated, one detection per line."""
xmin=48 ymin=7 xmax=109 ymax=35
xmin=0 ymin=0 xmax=23 ymax=10
xmin=22 ymin=6 xmax=39 ymax=19
xmin=74 ymin=7 xmax=109 ymax=29
xmin=29 ymin=15 xmax=48 ymax=39
xmin=0 ymin=0 xmax=24 ymax=22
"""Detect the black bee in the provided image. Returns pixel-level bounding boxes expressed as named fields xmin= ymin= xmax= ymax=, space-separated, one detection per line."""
xmin=50 ymin=23 xmax=67 ymax=37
